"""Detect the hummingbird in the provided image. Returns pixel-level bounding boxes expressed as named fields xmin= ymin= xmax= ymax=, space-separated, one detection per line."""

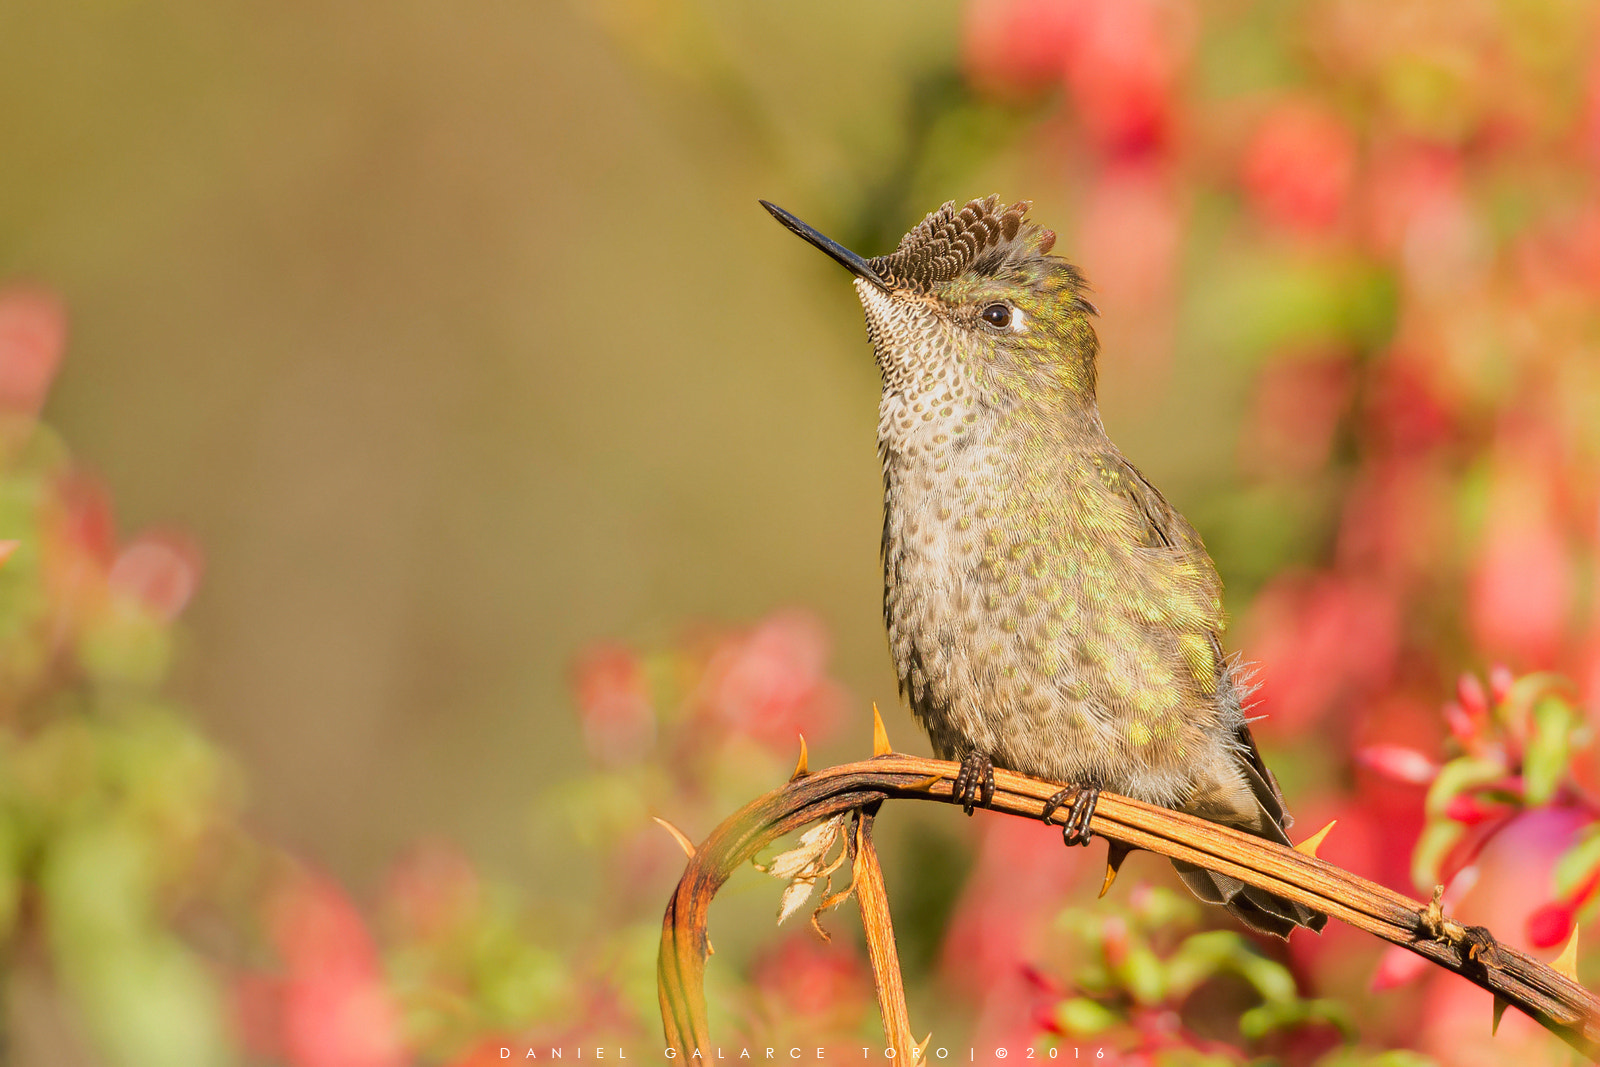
xmin=761 ymin=195 xmax=1325 ymax=938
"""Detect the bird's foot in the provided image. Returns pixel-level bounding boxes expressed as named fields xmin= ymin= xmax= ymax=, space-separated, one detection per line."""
xmin=1041 ymin=785 xmax=1100 ymax=847
xmin=953 ymin=752 xmax=995 ymax=816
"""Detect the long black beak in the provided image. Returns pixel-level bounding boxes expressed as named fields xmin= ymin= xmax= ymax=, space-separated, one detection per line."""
xmin=759 ymin=200 xmax=889 ymax=290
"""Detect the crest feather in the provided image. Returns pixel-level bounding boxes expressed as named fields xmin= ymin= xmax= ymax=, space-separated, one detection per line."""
xmin=870 ymin=196 xmax=1057 ymax=294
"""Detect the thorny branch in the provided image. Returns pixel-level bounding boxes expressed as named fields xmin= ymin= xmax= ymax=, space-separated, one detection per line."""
xmin=657 ymin=752 xmax=1600 ymax=1060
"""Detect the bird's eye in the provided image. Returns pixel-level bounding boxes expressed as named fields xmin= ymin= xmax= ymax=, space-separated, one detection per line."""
xmin=981 ymin=304 xmax=1012 ymax=329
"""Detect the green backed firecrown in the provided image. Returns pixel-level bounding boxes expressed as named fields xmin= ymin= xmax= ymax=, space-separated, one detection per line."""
xmin=761 ymin=196 xmax=1326 ymax=938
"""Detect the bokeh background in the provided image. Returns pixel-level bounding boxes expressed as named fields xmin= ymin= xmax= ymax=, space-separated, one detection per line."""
xmin=1 ymin=0 xmax=1599 ymax=1064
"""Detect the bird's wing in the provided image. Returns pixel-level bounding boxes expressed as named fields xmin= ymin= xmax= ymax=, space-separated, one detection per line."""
xmin=1089 ymin=450 xmax=1293 ymax=827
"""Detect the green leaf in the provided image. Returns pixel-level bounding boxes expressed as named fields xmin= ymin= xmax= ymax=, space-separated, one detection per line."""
xmin=1524 ymin=694 xmax=1576 ymax=805
xmin=1423 ymin=757 xmax=1506 ymax=816
xmin=1553 ymin=826 xmax=1600 ymax=899
xmin=1495 ymin=672 xmax=1572 ymax=740
xmin=1238 ymin=997 xmax=1354 ymax=1041
xmin=41 ymin=820 xmax=232 ymax=1067
xmin=1118 ymin=943 xmax=1167 ymax=1006
xmin=1163 ymin=929 xmax=1244 ymax=997
xmin=1412 ymin=819 xmax=1466 ymax=890
xmin=1130 ymin=885 xmax=1198 ymax=932
xmin=1054 ymin=997 xmax=1121 ymax=1036
xmin=1233 ymin=950 xmax=1299 ymax=1005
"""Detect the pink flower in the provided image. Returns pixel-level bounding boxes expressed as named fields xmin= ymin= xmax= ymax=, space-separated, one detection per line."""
xmin=269 ymin=874 xmax=406 ymax=1067
xmin=0 ymin=286 xmax=65 ymax=419
xmin=1456 ymin=673 xmax=1489 ymax=719
xmin=108 ymin=532 xmax=203 ymax=621
xmin=1241 ymin=100 xmax=1357 ymax=233
xmin=571 ymin=642 xmax=656 ymax=766
xmin=1356 ymin=744 xmax=1439 ymax=785
xmin=1246 ymin=573 xmax=1401 ymax=734
xmin=1360 ymin=355 xmax=1457 ymax=457
xmin=1370 ymin=945 xmax=1430 ymax=991
xmin=1468 ymin=468 xmax=1572 ymax=668
xmin=963 ymin=0 xmax=1083 ymax=99
xmin=1489 ymin=664 xmax=1515 ymax=705
xmin=41 ymin=473 xmax=118 ymax=633
xmin=1526 ymin=867 xmax=1600 ymax=949
xmin=697 ymin=609 xmax=845 ymax=750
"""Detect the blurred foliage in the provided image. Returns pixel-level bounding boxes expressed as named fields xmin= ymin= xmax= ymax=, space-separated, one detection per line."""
xmin=1028 ymin=886 xmax=1428 ymax=1065
xmin=3 ymin=0 xmax=1600 ymax=1064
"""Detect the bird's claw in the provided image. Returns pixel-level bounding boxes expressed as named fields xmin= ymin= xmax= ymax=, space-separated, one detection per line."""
xmin=953 ymin=752 xmax=995 ymax=815
xmin=1042 ymin=785 xmax=1100 ymax=847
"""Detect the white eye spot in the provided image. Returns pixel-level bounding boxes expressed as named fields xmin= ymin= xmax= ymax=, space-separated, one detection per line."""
xmin=1008 ymin=307 xmax=1028 ymax=333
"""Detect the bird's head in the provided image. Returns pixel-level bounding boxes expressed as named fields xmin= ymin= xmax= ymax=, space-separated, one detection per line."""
xmin=762 ymin=196 xmax=1101 ymax=413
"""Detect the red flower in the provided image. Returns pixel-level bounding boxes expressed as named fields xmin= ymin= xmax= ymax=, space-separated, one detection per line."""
xmin=964 ymin=0 xmax=1189 ymax=157
xmin=1527 ymin=867 xmax=1600 ymax=949
xmin=1443 ymin=793 xmax=1502 ymax=826
xmin=1059 ymin=0 xmax=1185 ymax=157
xmin=1526 ymin=899 xmax=1575 ymax=949
xmin=1241 ymin=100 xmax=1357 ymax=234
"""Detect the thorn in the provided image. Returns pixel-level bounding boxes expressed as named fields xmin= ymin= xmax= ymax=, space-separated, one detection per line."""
xmin=909 ymin=773 xmax=944 ymax=791
xmin=1100 ymin=840 xmax=1134 ymax=899
xmin=1294 ymin=819 xmax=1337 ymax=858
xmin=872 ymin=702 xmax=892 ymax=757
xmin=791 ymin=734 xmax=810 ymax=781
xmin=1492 ymin=995 xmax=1508 ymax=1035
xmin=653 ymin=817 xmax=696 ymax=859
xmin=1553 ymin=924 xmax=1581 ymax=982
xmin=917 ymin=1034 xmax=932 ymax=1059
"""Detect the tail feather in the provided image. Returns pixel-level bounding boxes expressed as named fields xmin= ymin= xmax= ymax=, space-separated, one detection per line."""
xmin=1174 ymin=718 xmax=1328 ymax=938
xmin=1172 ymin=861 xmax=1327 ymax=938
